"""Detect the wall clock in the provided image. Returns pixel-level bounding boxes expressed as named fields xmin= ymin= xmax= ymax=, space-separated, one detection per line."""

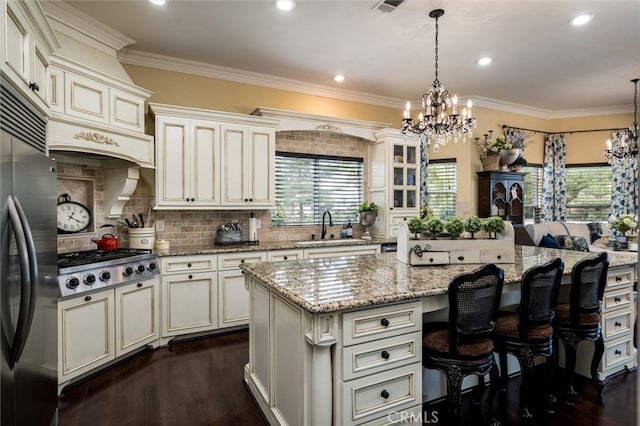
xmin=57 ymin=193 xmax=92 ymax=234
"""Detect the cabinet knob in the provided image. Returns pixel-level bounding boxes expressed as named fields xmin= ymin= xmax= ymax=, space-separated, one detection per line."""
xmin=615 ymin=349 xmax=622 ymax=355
xmin=187 ymin=263 xmax=192 ymax=267
xmin=381 ymin=350 xmax=390 ymax=360
xmin=380 ymin=318 xmax=390 ymax=327
xmin=429 ymin=258 xmax=434 ymax=262
xmin=84 ymin=296 xmax=92 ymax=302
xmin=615 ymin=321 xmax=622 ymax=327
xmin=137 ymin=282 xmax=143 ymax=288
xmin=244 ymin=198 xmax=249 ymax=202
xmin=188 ymin=274 xmax=193 ymax=279
xmin=191 ymin=198 xmax=195 ymax=202
xmin=497 ymin=255 xmax=502 ymax=260
xmin=185 ymin=198 xmax=189 ymax=201
xmin=249 ymin=198 xmax=253 ymax=202
xmin=240 ymin=259 xmax=245 ymax=263
xmin=28 ymin=81 xmax=40 ymax=92
xmin=283 ymin=256 xmax=288 ymax=260
xmin=457 ymin=256 xmax=465 ymax=261
xmin=380 ymin=390 xmax=390 ymax=399
xmin=616 ymin=276 xmax=622 ymax=282
xmin=614 ymin=297 xmax=622 ymax=302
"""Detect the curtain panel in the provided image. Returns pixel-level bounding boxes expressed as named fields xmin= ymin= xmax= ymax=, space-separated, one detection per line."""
xmin=541 ymin=134 xmax=567 ymax=221
xmin=609 ymin=130 xmax=638 ymax=228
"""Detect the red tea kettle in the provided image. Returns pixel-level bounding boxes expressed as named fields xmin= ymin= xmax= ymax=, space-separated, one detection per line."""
xmin=92 ymin=224 xmax=120 ymax=251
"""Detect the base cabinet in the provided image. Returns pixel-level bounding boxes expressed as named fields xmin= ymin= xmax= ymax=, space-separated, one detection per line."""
xmin=161 ymin=272 xmax=218 ymax=337
xmin=115 ymin=279 xmax=160 ymax=358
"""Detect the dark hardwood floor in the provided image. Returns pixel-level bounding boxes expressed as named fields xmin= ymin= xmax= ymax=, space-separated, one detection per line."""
xmin=58 ymin=330 xmax=637 ymax=425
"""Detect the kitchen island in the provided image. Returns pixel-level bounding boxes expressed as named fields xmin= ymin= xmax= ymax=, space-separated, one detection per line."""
xmin=241 ymin=247 xmax=637 ymax=426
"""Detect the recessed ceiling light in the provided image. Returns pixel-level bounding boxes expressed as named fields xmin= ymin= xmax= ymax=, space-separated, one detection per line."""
xmin=333 ymin=74 xmax=346 ymax=83
xmin=478 ymin=57 xmax=492 ymax=66
xmin=571 ymin=14 xmax=593 ymax=26
xmin=149 ymin=0 xmax=166 ymax=5
xmin=276 ymin=1 xmax=295 ymax=11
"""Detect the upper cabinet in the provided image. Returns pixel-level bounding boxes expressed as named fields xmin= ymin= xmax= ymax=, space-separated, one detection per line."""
xmin=1 ymin=0 xmax=59 ymax=114
xmin=368 ymin=129 xmax=421 ymax=238
xmin=150 ymin=103 xmax=277 ymax=210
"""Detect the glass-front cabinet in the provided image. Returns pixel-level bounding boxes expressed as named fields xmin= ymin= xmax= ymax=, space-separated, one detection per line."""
xmin=368 ymin=129 xmax=420 ymax=238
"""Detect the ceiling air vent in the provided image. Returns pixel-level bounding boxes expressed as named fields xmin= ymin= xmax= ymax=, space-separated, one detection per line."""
xmin=373 ymin=0 xmax=405 ymax=14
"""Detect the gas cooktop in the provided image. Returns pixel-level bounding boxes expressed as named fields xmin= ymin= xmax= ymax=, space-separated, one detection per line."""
xmin=57 ymin=249 xmax=158 ymax=298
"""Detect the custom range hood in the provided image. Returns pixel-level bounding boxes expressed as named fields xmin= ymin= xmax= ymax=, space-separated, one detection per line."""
xmin=42 ymin=2 xmax=154 ymax=217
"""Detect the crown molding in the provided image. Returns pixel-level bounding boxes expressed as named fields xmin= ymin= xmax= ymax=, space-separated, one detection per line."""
xmin=42 ymin=0 xmax=135 ymax=54
xmin=119 ymin=50 xmax=632 ymax=120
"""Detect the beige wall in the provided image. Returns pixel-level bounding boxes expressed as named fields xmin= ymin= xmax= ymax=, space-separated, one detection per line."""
xmin=124 ymin=64 xmax=631 ymax=219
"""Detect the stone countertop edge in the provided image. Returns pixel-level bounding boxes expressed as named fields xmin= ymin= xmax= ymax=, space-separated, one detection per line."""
xmin=239 ymin=247 xmax=638 ymax=314
xmin=155 ymin=238 xmax=391 ymax=257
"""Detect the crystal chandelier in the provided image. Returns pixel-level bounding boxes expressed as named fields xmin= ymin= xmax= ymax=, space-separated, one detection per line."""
xmin=401 ymin=9 xmax=476 ymax=152
xmin=604 ymin=78 xmax=639 ymax=161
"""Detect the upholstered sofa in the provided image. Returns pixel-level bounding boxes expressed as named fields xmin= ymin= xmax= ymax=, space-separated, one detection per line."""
xmin=523 ymin=221 xmax=631 ymax=255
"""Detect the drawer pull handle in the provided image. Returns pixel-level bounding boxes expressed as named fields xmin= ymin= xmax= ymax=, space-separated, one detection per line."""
xmin=615 ymin=321 xmax=622 ymax=327
xmin=615 ymin=349 xmax=622 ymax=355
xmin=380 ymin=318 xmax=390 ymax=327
xmin=187 ymin=263 xmax=192 ymax=268
xmin=614 ymin=297 xmax=622 ymax=302
xmin=615 ymin=276 xmax=622 ymax=282
xmin=457 ymin=256 xmax=465 ymax=261
xmin=381 ymin=350 xmax=390 ymax=360
xmin=380 ymin=390 xmax=390 ymax=399
xmin=188 ymin=274 xmax=193 ymax=279
xmin=137 ymin=283 xmax=143 ymax=288
xmin=84 ymin=296 xmax=91 ymax=302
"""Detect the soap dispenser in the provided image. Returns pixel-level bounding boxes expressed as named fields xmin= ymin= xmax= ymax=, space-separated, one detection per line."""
xmin=346 ymin=220 xmax=353 ymax=238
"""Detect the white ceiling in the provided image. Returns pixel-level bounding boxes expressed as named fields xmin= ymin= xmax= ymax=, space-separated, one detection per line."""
xmin=61 ymin=0 xmax=640 ymax=115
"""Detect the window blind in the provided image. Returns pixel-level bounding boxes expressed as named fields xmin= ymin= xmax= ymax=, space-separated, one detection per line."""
xmin=426 ymin=160 xmax=457 ymax=219
xmin=565 ymin=165 xmax=612 ymax=221
xmin=523 ymin=165 xmax=543 ymax=222
xmin=273 ymin=152 xmax=363 ymax=225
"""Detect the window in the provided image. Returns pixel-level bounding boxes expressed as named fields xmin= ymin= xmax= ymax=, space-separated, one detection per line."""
xmin=565 ymin=165 xmax=612 ymax=221
xmin=272 ymin=152 xmax=363 ymax=226
xmin=426 ymin=160 xmax=456 ymax=219
xmin=522 ymin=165 xmax=543 ymax=223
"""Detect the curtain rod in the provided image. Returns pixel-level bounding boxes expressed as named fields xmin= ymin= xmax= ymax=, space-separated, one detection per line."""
xmin=502 ymin=124 xmax=627 ymax=135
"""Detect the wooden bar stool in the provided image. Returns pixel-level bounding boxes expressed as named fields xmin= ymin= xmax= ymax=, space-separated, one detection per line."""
xmin=422 ymin=263 xmax=504 ymax=425
xmin=494 ymin=257 xmax=564 ymax=420
xmin=552 ymin=252 xmax=609 ymax=405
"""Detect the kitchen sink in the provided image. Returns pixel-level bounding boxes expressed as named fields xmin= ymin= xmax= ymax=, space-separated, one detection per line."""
xmin=295 ymin=239 xmax=365 ymax=245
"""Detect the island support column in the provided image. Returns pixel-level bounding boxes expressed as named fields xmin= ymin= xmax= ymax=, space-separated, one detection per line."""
xmin=305 ymin=314 xmax=338 ymax=425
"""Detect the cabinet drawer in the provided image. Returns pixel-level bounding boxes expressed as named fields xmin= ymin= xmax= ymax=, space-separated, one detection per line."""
xmin=267 ymin=249 xmax=304 ymax=262
xmin=603 ymin=288 xmax=633 ymax=312
xmin=218 ymin=252 xmax=267 ymax=270
xmin=606 ymin=267 xmax=635 ymax=291
xmin=602 ymin=336 xmax=634 ymax=370
xmin=449 ymin=249 xmax=480 ymax=264
xmin=160 ymin=255 xmax=216 ymax=274
xmin=340 ymin=364 xmax=421 ymax=425
xmin=304 ymin=245 xmax=381 ymax=259
xmin=342 ymin=301 xmax=421 ymax=346
xmin=342 ymin=332 xmax=421 ymax=381
xmin=480 ymin=248 xmax=515 ymax=264
xmin=603 ymin=308 xmax=633 ymax=340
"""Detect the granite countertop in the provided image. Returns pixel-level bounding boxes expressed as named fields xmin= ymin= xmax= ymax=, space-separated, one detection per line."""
xmin=156 ymin=238 xmax=390 ymax=257
xmin=241 ymin=246 xmax=638 ymax=314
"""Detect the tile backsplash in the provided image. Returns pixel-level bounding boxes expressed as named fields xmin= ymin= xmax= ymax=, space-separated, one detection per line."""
xmin=56 ymin=130 xmax=369 ymax=253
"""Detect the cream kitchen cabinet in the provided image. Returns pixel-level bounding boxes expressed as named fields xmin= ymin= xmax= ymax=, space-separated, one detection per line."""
xmin=115 ymin=278 xmax=160 ymax=358
xmin=368 ymin=129 xmax=420 ymax=239
xmin=1 ymin=0 xmax=58 ymax=114
xmin=217 ymin=251 xmax=267 ymax=328
xmin=267 ymin=249 xmax=304 ymax=262
xmin=220 ymin=124 xmax=275 ymax=208
xmin=160 ymin=255 xmax=219 ymax=339
xmin=303 ymin=244 xmax=381 ymax=259
xmin=154 ymin=115 xmax=221 ymax=208
xmin=58 ymin=289 xmax=115 ymax=386
xmin=150 ymin=103 xmax=278 ymax=210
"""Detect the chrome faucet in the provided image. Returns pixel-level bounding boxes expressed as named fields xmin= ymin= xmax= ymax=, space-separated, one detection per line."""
xmin=321 ymin=210 xmax=333 ymax=240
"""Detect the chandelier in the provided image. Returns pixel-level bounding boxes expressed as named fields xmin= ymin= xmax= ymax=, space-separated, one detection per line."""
xmin=401 ymin=9 xmax=476 ymax=152
xmin=604 ymin=78 xmax=639 ymax=161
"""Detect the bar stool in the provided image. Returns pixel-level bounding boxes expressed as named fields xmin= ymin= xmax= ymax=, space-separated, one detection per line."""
xmin=422 ymin=263 xmax=504 ymax=425
xmin=552 ymin=252 xmax=609 ymax=404
xmin=494 ymin=257 xmax=564 ymax=420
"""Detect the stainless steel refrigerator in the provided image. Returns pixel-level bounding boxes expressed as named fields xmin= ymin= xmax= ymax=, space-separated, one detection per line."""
xmin=1 ymin=80 xmax=58 ymax=424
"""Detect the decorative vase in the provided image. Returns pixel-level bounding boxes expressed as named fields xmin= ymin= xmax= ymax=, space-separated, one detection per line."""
xmin=481 ymin=155 xmax=501 ymax=171
xmin=499 ymin=148 xmax=522 ymax=170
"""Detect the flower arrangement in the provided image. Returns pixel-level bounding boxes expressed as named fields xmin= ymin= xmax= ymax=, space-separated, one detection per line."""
xmin=476 ymin=135 xmax=513 ymax=158
xmin=609 ymin=214 xmax=638 ymax=235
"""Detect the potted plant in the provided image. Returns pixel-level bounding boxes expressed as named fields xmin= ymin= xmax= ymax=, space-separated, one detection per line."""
xmin=482 ymin=216 xmax=505 ymax=239
xmin=476 ymin=134 xmax=513 ymax=171
xmin=463 ymin=215 xmax=483 ymax=239
xmin=425 ymin=218 xmax=444 ymax=239
xmin=407 ymin=217 xmax=424 ymax=239
xmin=445 ymin=217 xmax=464 ymax=239
xmin=358 ymin=201 xmax=378 ymax=224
